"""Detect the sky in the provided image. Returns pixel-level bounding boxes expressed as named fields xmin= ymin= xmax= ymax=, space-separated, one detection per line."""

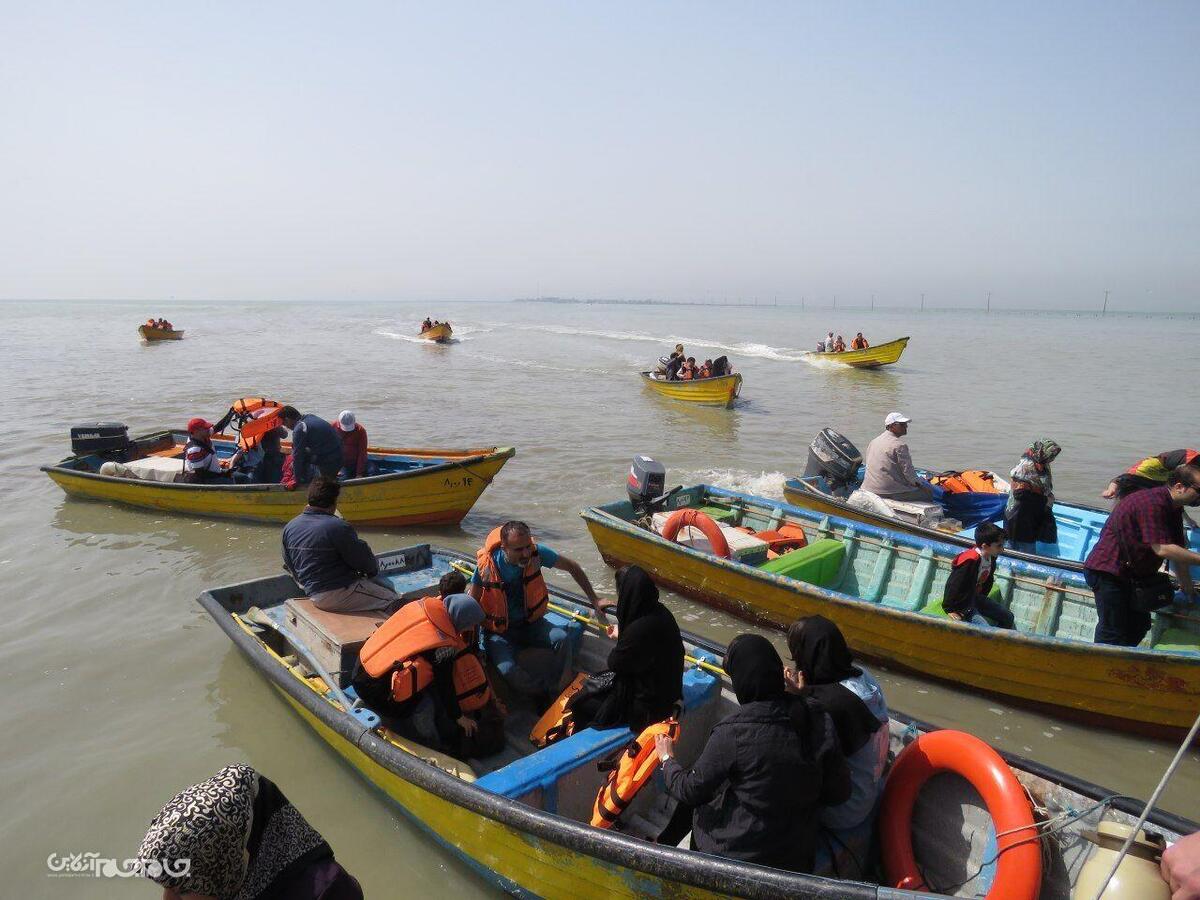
xmin=1 ymin=2 xmax=1198 ymax=309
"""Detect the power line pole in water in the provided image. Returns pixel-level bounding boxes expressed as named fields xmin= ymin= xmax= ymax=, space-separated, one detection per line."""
xmin=1102 ymin=289 xmax=1110 ymax=316
xmin=986 ymin=291 xmax=992 ymax=313
xmin=833 ymin=295 xmax=838 ymax=310
xmin=871 ymin=293 xmax=875 ymax=310
xmin=920 ymin=292 xmax=925 ymax=312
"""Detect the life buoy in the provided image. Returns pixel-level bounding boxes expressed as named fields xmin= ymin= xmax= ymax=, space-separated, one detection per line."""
xmin=591 ymin=719 xmax=680 ymax=829
xmin=660 ymin=509 xmax=731 ymax=559
xmin=879 ymin=730 xmax=1041 ymax=900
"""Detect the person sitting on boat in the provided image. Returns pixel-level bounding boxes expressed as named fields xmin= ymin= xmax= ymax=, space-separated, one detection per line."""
xmin=422 ymin=317 xmax=433 ymax=331
xmin=709 ymin=355 xmax=732 ymax=377
xmin=352 ymin=575 xmax=506 ymax=757
xmin=832 ymin=335 xmax=846 ymax=352
xmin=824 ymin=331 xmax=835 ymax=352
xmin=1084 ymin=467 xmax=1200 ymax=646
xmin=136 ymin=764 xmax=363 ymax=900
xmin=1102 ymin=449 xmax=1200 ymax=500
xmin=281 ymin=477 xmax=402 ymax=613
xmin=181 ymin=417 xmax=232 ymax=484
xmin=678 ymin=357 xmax=699 ymax=380
xmin=334 ymin=410 xmax=372 ymax=479
xmin=469 ymin=521 xmax=612 ymax=704
xmin=569 ymin=566 xmax=684 ymax=732
xmin=653 ymin=634 xmax=850 ymax=873
xmin=850 ymin=332 xmax=869 ymax=350
xmin=145 ymin=317 xmax=155 ymax=327
xmin=664 ymin=353 xmax=684 ymax=380
xmin=862 ymin=412 xmax=936 ymax=502
xmin=941 ymin=523 xmax=1016 ymax=628
xmin=1004 ymin=440 xmax=1062 ymax=553
xmin=697 ymin=359 xmax=714 ymax=379
xmin=279 ymin=406 xmax=343 ymax=487
xmin=785 ymin=615 xmax=889 ymax=832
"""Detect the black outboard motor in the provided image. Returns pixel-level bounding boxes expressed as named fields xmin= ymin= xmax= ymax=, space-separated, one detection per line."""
xmin=627 ymin=455 xmax=682 ymax=517
xmin=70 ymin=422 xmax=131 ymax=459
xmin=803 ymin=428 xmax=862 ymax=488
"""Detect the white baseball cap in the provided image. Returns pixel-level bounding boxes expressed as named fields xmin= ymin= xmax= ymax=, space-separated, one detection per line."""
xmin=884 ymin=412 xmax=911 ymax=426
xmin=338 ymin=410 xmax=356 ymax=430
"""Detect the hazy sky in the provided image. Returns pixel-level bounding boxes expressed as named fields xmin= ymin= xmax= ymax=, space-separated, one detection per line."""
xmin=2 ymin=2 xmax=1197 ymax=309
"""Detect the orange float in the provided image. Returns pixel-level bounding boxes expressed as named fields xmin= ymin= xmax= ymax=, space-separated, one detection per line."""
xmin=880 ymin=729 xmax=1042 ymax=900
xmin=660 ymin=509 xmax=730 ymax=559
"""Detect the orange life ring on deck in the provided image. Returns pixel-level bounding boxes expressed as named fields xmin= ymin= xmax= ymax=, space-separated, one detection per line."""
xmin=660 ymin=509 xmax=731 ymax=559
xmin=880 ymin=730 xmax=1042 ymax=900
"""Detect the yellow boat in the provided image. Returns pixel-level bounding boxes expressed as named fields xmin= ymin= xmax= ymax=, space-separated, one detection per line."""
xmin=198 ymin=543 xmax=1195 ymax=898
xmin=419 ymin=322 xmax=453 ymax=342
xmin=807 ymin=336 xmax=908 ymax=368
xmin=138 ymin=325 xmax=184 ymax=341
xmin=582 ymin=483 xmax=1200 ymax=738
xmin=640 ymin=371 xmax=742 ymax=408
xmin=42 ymin=429 xmax=514 ymax=527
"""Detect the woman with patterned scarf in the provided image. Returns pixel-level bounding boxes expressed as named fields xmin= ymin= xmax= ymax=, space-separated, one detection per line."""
xmin=1005 ymin=440 xmax=1062 ymax=553
xmin=136 ymin=764 xmax=362 ymax=900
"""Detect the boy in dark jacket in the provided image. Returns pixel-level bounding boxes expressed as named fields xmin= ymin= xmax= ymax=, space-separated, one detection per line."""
xmin=942 ymin=522 xmax=1015 ymax=628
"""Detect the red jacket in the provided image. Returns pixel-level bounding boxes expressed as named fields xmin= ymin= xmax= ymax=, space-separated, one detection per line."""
xmin=335 ymin=423 xmax=369 ymax=477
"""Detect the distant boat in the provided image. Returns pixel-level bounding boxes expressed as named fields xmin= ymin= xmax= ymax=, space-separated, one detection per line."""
xmin=640 ymin=371 xmax=742 ymax=408
xmin=138 ymin=325 xmax=184 ymax=341
xmin=806 ymin=336 xmax=908 ymax=368
xmin=420 ymin=323 xmax=453 ymax=342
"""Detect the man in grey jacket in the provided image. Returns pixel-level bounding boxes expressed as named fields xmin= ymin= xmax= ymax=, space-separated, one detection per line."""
xmin=861 ymin=412 xmax=935 ymax=502
xmin=281 ymin=477 xmax=401 ymax=612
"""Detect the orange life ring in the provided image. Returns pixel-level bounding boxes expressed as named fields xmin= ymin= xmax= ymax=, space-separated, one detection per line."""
xmin=660 ymin=509 xmax=731 ymax=559
xmin=880 ymin=730 xmax=1042 ymax=900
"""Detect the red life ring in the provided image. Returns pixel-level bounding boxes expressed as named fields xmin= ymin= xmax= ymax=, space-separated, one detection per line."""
xmin=660 ymin=509 xmax=731 ymax=559
xmin=880 ymin=730 xmax=1042 ymax=900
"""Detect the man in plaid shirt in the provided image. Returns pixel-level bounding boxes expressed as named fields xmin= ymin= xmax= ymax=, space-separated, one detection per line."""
xmin=1084 ymin=467 xmax=1200 ymax=645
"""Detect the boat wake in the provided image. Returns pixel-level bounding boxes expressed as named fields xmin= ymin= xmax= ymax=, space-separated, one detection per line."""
xmin=800 ymin=353 xmax=850 ymax=369
xmin=680 ymin=468 xmax=788 ymax=498
xmin=512 ymin=325 xmax=809 ymax=361
xmin=374 ymin=325 xmax=490 ymax=344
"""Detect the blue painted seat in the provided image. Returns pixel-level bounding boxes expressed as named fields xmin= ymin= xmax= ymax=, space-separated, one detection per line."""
xmin=475 ymin=661 xmax=722 ymax=802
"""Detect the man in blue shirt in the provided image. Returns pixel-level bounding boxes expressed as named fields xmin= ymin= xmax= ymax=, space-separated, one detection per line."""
xmin=280 ymin=406 xmax=344 ymax=487
xmin=470 ymin=521 xmax=613 ymax=700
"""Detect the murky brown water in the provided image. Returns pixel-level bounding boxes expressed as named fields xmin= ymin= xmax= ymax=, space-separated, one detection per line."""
xmin=2 ymin=299 xmax=1196 ymax=897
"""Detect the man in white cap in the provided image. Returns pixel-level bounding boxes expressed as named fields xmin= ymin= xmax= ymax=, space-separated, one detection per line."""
xmin=333 ymin=409 xmax=371 ymax=479
xmin=862 ymin=412 xmax=935 ymax=501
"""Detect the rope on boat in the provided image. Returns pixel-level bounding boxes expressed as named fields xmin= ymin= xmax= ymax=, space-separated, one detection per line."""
xmin=1090 ymin=705 xmax=1200 ymax=900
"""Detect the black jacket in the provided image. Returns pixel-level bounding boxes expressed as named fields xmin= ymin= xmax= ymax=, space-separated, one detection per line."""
xmin=662 ymin=699 xmax=850 ymax=873
xmin=600 ymin=603 xmax=684 ymax=731
xmin=942 ymin=548 xmax=993 ymax=617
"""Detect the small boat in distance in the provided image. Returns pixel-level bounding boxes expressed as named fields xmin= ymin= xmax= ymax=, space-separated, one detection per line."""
xmin=640 ymin=371 xmax=742 ymax=408
xmin=805 ymin=336 xmax=908 ymax=368
xmin=198 ymin=542 xmax=1195 ymax=898
xmin=138 ymin=324 xmax=184 ymax=341
xmin=419 ymin=322 xmax=453 ymax=342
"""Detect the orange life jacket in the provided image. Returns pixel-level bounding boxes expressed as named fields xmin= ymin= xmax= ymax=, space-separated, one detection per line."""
xmin=851 ymin=336 xmax=868 ymax=349
xmin=529 ymin=672 xmax=588 ymax=748
xmin=358 ymin=596 xmax=492 ymax=712
xmin=239 ymin=407 xmax=284 ymax=451
xmin=592 ymin=719 xmax=680 ymax=829
xmin=474 ymin=527 xmax=548 ymax=634
xmin=929 ymin=470 xmax=1001 ymax=495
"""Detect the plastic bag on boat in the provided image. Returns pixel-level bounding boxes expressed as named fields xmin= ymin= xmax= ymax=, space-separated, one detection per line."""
xmin=847 ymin=489 xmax=895 ymax=519
xmin=99 ymin=461 xmax=139 ymax=480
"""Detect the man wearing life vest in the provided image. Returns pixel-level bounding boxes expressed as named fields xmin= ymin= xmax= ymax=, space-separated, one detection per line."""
xmin=469 ymin=521 xmax=613 ymax=700
xmin=1102 ymin=449 xmax=1200 ymax=500
xmin=941 ymin=522 xmax=1015 ymax=628
xmin=352 ymin=577 xmax=503 ymax=756
xmin=850 ymin=332 xmax=869 ymax=350
xmin=182 ymin=418 xmax=232 ymax=484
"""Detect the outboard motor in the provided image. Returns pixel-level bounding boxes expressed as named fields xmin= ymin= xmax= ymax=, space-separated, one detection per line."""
xmin=70 ymin=422 xmax=131 ymax=459
xmin=627 ymin=455 xmax=681 ymax=517
xmin=804 ymin=428 xmax=862 ymax=488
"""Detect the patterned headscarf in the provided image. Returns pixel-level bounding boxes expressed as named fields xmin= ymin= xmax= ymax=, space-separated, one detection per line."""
xmin=137 ymin=764 xmax=329 ymax=900
xmin=1008 ymin=439 xmax=1061 ymax=505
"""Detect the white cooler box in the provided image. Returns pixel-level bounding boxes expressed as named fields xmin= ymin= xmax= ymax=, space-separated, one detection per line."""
xmin=651 ymin=512 xmax=768 ymax=564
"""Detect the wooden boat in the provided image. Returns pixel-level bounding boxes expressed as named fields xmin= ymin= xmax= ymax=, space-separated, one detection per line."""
xmin=138 ymin=325 xmax=184 ymax=341
xmin=198 ymin=543 xmax=1195 ymax=898
xmin=42 ymin=429 xmax=514 ymax=527
xmin=640 ymin=371 xmax=742 ymax=408
xmin=582 ymin=485 xmax=1200 ymax=737
xmin=783 ymin=473 xmax=1200 ymax=574
xmin=420 ymin=323 xmax=453 ymax=342
xmin=805 ymin=336 xmax=908 ymax=368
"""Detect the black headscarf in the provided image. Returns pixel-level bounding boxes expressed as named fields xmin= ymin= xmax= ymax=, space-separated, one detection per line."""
xmin=723 ymin=634 xmax=786 ymax=704
xmin=615 ymin=565 xmax=661 ymax=629
xmin=787 ymin=616 xmax=881 ymax=756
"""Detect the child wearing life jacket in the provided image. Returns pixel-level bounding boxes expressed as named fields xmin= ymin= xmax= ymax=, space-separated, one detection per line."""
xmin=942 ymin=522 xmax=1016 ymax=628
xmin=678 ymin=358 xmax=698 ymax=380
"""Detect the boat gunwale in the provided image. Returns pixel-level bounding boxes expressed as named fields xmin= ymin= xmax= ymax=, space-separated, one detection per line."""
xmin=197 ymin=546 xmax=878 ymax=900
xmin=40 ymin=432 xmax=516 ymax=493
xmin=580 ymin=487 xmax=1200 ymax=664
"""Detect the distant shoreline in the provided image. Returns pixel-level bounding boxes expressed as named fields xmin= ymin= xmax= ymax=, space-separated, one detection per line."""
xmin=516 ymin=297 xmax=770 ymax=308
